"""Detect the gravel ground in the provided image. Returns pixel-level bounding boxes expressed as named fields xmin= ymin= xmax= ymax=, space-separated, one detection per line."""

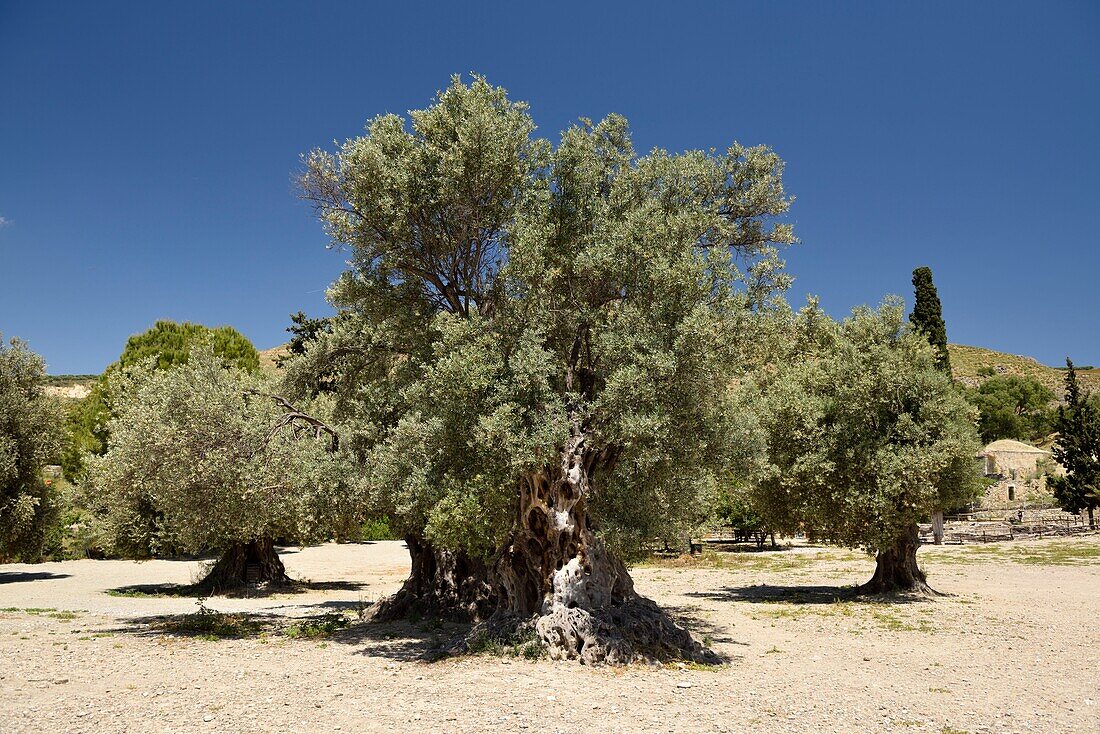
xmin=1 ymin=537 xmax=1098 ymax=734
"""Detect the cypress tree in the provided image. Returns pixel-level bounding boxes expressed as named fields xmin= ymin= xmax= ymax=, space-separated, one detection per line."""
xmin=910 ymin=266 xmax=951 ymax=373
xmin=1050 ymin=360 xmax=1100 ymax=527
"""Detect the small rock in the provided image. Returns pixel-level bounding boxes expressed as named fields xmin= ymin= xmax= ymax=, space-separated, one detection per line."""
xmin=203 ymin=714 xmax=214 ymax=722
xmin=677 ymin=682 xmax=692 ymax=689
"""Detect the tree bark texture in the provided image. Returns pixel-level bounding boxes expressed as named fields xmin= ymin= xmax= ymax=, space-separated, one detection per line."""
xmin=859 ymin=522 xmax=937 ymax=595
xmin=194 ymin=537 xmax=290 ymax=593
xmin=488 ymin=429 xmax=715 ymax=664
xmin=371 ymin=534 xmax=494 ymax=623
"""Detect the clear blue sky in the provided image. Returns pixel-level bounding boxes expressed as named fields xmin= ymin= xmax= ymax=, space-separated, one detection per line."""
xmin=2 ymin=1 xmax=1097 ymax=374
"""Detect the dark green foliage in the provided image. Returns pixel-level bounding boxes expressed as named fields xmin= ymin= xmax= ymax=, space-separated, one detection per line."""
xmin=909 ymin=266 xmax=951 ymax=373
xmin=714 ymin=487 xmax=772 ymax=547
xmin=1049 ymin=360 xmax=1100 ymax=524
xmin=277 ymin=312 xmax=337 ymax=395
xmin=358 ymin=516 xmax=396 ymax=541
xmin=0 ymin=336 xmax=64 ymax=562
xmin=966 ymin=375 xmax=1055 ymax=443
xmin=281 ymin=312 xmax=332 ymax=360
xmin=117 ymin=320 xmax=259 ymax=373
xmin=61 ymin=383 xmax=111 ymax=479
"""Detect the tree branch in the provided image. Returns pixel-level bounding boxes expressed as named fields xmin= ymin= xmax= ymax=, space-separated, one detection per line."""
xmin=244 ymin=389 xmax=340 ymax=453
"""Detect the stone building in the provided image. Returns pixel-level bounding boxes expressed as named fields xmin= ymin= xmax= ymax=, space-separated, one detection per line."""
xmin=975 ymin=439 xmax=1056 ymax=507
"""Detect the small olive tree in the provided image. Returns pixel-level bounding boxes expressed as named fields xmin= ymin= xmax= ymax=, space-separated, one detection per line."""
xmin=742 ymin=300 xmax=983 ymax=594
xmin=0 ymin=336 xmax=64 ymax=562
xmin=85 ymin=346 xmax=349 ymax=592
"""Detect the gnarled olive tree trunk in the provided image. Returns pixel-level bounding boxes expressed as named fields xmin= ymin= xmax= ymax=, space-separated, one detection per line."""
xmin=859 ymin=522 xmax=938 ymax=595
xmin=488 ymin=429 xmax=715 ymax=664
xmin=194 ymin=536 xmax=290 ymax=593
xmin=371 ymin=534 xmax=494 ymax=622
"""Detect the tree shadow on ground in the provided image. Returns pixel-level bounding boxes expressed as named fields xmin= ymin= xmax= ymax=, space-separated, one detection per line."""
xmin=662 ymin=604 xmax=746 ymax=651
xmin=105 ymin=579 xmax=369 ymax=599
xmin=0 ymin=571 xmax=72 ymax=584
xmin=104 ymin=610 xmax=453 ymax=661
xmin=328 ymin=618 xmax=465 ymax=661
xmin=701 ymin=541 xmax=795 ymax=554
xmin=688 ymin=583 xmax=926 ymax=605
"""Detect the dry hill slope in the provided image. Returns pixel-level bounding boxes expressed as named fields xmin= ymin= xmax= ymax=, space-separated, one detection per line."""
xmin=948 ymin=344 xmax=1100 ymax=394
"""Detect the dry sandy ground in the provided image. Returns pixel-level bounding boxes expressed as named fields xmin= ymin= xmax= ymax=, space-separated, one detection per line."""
xmin=1 ymin=537 xmax=1098 ymax=734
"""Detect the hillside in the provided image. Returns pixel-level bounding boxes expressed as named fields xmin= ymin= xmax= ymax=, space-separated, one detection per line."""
xmin=258 ymin=345 xmax=289 ymax=374
xmin=948 ymin=344 xmax=1100 ymax=395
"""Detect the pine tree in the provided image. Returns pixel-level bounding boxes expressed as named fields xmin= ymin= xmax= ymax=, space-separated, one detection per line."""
xmin=910 ymin=266 xmax=951 ymax=373
xmin=1049 ymin=360 xmax=1100 ymax=527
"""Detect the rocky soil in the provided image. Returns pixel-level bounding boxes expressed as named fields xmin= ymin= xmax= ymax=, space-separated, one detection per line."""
xmin=2 ymin=537 xmax=1098 ymax=734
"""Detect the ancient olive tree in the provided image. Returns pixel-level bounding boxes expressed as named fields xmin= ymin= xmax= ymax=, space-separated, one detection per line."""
xmin=742 ymin=301 xmax=983 ymax=594
xmin=1049 ymin=360 xmax=1100 ymax=528
xmin=0 ymin=336 xmax=64 ymax=562
xmin=292 ymin=75 xmax=795 ymax=662
xmin=85 ymin=347 xmax=348 ymax=591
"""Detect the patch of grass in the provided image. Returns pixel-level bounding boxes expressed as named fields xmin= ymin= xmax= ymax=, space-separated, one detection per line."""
xmin=752 ymin=598 xmax=856 ymax=622
xmin=672 ymin=660 xmax=728 ymax=672
xmin=46 ymin=610 xmax=80 ymax=621
xmin=155 ymin=603 xmax=266 ymax=641
xmin=105 ymin=588 xmax=164 ymax=598
xmin=466 ymin=628 xmax=546 ymax=660
xmin=284 ymin=613 xmax=350 ymax=640
xmin=940 ymin=727 xmax=969 ymax=734
xmin=641 ymin=549 xmax=820 ymax=573
xmin=929 ymin=687 xmax=951 ymax=694
xmin=1 ymin=607 xmax=83 ymax=620
xmin=929 ymin=539 xmax=1100 ymax=568
xmin=870 ymin=610 xmax=934 ymax=633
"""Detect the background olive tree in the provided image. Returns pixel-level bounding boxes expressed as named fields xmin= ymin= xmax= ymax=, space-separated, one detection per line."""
xmin=85 ymin=346 xmax=350 ymax=591
xmin=0 ymin=336 xmax=64 ymax=562
xmin=741 ymin=300 xmax=983 ymax=594
xmin=289 ymin=74 xmax=795 ymax=662
xmin=63 ymin=320 xmax=260 ymax=483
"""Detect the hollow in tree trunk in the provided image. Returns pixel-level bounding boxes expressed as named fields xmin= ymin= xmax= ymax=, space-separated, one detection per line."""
xmin=371 ymin=534 xmax=494 ymax=622
xmin=192 ymin=537 xmax=291 ymax=594
xmin=485 ymin=429 xmax=716 ymax=665
xmin=858 ymin=522 xmax=938 ymax=596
